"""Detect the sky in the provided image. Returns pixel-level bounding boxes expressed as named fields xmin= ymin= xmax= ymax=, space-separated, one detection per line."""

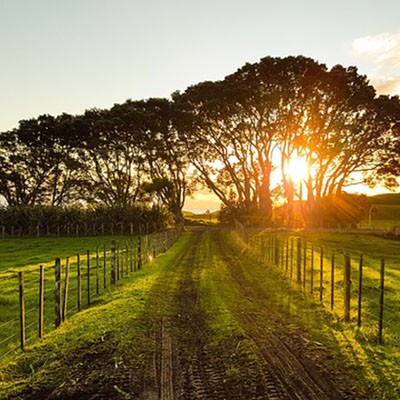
xmin=1 ymin=0 xmax=399 ymax=212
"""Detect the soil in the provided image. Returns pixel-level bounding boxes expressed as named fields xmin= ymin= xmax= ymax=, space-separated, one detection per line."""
xmin=7 ymin=230 xmax=372 ymax=399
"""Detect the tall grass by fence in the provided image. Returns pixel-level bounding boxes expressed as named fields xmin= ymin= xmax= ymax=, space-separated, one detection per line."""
xmin=237 ymin=227 xmax=400 ymax=345
xmin=0 ymin=228 xmax=180 ymax=360
xmin=0 ymin=221 xmax=162 ymax=238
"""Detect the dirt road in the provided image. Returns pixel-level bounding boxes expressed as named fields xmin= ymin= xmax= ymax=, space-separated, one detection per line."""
xmin=6 ymin=230 xmax=371 ymax=399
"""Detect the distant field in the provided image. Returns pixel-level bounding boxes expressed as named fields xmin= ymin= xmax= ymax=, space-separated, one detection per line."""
xmin=369 ymin=193 xmax=400 ymax=205
xmin=359 ymin=193 xmax=400 ymax=229
xmin=0 ymin=235 xmax=132 ymax=273
xmin=183 ymin=210 xmax=219 ymax=224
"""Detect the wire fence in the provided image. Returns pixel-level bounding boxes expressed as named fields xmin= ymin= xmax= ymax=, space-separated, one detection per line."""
xmin=0 ymin=227 xmax=181 ymax=360
xmin=236 ymin=226 xmax=400 ymax=346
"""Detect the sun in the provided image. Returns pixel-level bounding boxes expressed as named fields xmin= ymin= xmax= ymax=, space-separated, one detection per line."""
xmin=287 ymin=155 xmax=309 ymax=182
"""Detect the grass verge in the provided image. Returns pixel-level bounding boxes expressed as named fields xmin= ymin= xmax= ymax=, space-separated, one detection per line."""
xmin=0 ymin=233 xmax=192 ymax=399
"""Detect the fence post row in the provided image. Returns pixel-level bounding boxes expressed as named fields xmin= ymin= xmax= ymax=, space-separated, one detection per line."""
xmin=9 ymin=228 xmax=180 ymax=356
xmin=245 ymin=231 xmax=396 ymax=347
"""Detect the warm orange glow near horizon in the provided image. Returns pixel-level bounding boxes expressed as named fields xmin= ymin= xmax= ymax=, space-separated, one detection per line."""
xmin=286 ymin=154 xmax=309 ymax=183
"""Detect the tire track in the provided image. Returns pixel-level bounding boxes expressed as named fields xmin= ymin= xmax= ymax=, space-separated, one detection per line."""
xmin=213 ymin=230 xmax=357 ymax=400
xmin=170 ymin=231 xmax=231 ymax=400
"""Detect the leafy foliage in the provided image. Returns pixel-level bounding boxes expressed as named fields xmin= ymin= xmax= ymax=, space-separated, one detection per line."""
xmin=0 ymin=55 xmax=399 ymax=228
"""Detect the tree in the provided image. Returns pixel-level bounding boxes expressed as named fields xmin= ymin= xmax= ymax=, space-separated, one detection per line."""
xmin=112 ymin=98 xmax=190 ymax=224
xmin=77 ymin=108 xmax=147 ymax=207
xmin=176 ymin=56 xmax=399 ymax=227
xmin=176 ymin=57 xmax=328 ymax=225
xmin=0 ymin=114 xmax=82 ymax=206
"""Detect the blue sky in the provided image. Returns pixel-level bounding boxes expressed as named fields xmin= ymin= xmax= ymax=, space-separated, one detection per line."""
xmin=1 ymin=0 xmax=399 ymax=211
xmin=1 ymin=0 xmax=399 ymax=133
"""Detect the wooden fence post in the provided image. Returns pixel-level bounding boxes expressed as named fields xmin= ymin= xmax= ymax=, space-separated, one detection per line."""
xmin=116 ymin=242 xmax=120 ymax=280
xmin=126 ymin=244 xmax=129 ymax=274
xmin=120 ymin=244 xmax=124 ymax=278
xmin=111 ymin=241 xmax=116 ymax=285
xmin=296 ymin=238 xmax=302 ymax=284
xmin=39 ymin=265 xmax=44 ymax=338
xmin=77 ymin=254 xmax=81 ymax=312
xmin=270 ymin=235 xmax=275 ymax=264
xmin=55 ymin=258 xmax=61 ymax=328
xmin=274 ymin=237 xmax=279 ymax=266
xmin=378 ymin=258 xmax=385 ymax=344
xmin=344 ymin=253 xmax=351 ymax=323
xmin=357 ymin=254 xmax=363 ymax=327
xmin=319 ymin=247 xmax=324 ymax=302
xmin=103 ymin=244 xmax=107 ymax=289
xmin=290 ymin=238 xmax=294 ymax=281
xmin=130 ymin=241 xmax=134 ymax=272
xmin=285 ymin=240 xmax=289 ymax=274
xmin=138 ymin=236 xmax=142 ymax=270
xmin=87 ymin=250 xmax=91 ymax=307
xmin=310 ymin=246 xmax=314 ymax=294
xmin=96 ymin=247 xmax=99 ymax=295
xmin=19 ymin=272 xmax=25 ymax=350
xmin=303 ymin=243 xmax=307 ymax=289
xmin=330 ymin=251 xmax=335 ymax=311
xmin=62 ymin=257 xmax=70 ymax=322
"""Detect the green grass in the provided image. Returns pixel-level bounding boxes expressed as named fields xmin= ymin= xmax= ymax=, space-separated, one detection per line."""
xmin=358 ymin=193 xmax=400 ymax=229
xmin=0 ymin=232 xmax=190 ymax=398
xmin=361 ymin=204 xmax=400 ymax=229
xmin=0 ymin=232 xmax=169 ymax=360
xmin=247 ymin=230 xmax=400 ymax=397
xmin=0 ymin=235 xmax=135 ymax=272
xmin=0 ymin=228 xmax=395 ymax=397
xmin=369 ymin=193 xmax=400 ymax=205
xmin=183 ymin=210 xmax=219 ymax=224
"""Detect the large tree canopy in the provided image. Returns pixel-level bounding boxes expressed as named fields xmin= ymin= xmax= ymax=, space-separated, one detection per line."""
xmin=176 ymin=56 xmax=400 ymax=226
xmin=0 ymin=55 xmax=398 ymax=228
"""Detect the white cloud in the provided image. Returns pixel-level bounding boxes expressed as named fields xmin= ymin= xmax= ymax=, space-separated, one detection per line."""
xmin=369 ymin=76 xmax=400 ymax=95
xmin=352 ymin=32 xmax=400 ymax=95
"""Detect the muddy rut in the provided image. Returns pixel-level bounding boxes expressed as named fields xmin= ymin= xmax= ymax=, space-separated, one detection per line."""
xmin=146 ymin=230 xmax=366 ymax=400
